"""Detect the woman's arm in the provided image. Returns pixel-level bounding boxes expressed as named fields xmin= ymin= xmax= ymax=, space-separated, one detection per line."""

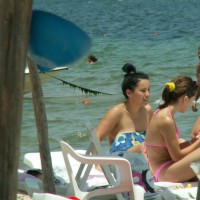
xmin=192 ymin=88 xmax=200 ymax=111
xmin=96 ymin=105 xmax=121 ymax=144
xmin=190 ymin=116 xmax=200 ymax=140
xmin=162 ymin=118 xmax=200 ymax=161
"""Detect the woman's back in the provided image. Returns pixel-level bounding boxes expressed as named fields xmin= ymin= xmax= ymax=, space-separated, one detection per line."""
xmin=145 ymin=107 xmax=177 ymax=173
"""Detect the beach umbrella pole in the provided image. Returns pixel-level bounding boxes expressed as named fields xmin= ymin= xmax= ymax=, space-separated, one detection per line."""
xmin=27 ymin=57 xmax=56 ymax=193
xmin=26 ymin=10 xmax=92 ymax=194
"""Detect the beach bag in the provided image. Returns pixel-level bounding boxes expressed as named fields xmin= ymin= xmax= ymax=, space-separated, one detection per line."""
xmin=112 ymin=151 xmax=155 ymax=193
xmin=132 ymin=169 xmax=155 ymax=192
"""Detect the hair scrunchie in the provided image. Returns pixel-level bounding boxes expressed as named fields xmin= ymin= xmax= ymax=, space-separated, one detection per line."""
xmin=165 ymin=82 xmax=175 ymax=92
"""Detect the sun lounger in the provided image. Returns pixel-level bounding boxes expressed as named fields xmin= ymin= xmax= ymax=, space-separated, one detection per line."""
xmin=32 ymin=192 xmax=72 ymax=200
xmin=23 ymin=151 xmax=111 ymax=196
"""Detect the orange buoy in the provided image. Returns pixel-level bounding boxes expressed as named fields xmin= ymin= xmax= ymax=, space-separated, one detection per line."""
xmin=82 ymin=99 xmax=90 ymax=104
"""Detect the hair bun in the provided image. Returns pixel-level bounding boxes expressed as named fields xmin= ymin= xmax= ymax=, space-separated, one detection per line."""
xmin=122 ymin=63 xmax=136 ymax=75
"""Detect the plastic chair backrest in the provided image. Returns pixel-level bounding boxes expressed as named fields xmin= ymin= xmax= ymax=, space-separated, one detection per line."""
xmin=85 ymin=122 xmax=121 ymax=183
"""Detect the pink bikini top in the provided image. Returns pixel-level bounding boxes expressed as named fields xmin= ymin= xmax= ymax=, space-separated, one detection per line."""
xmin=145 ymin=107 xmax=180 ymax=148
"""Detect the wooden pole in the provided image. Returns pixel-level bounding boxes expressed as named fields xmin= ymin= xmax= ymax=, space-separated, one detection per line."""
xmin=27 ymin=57 xmax=56 ymax=193
xmin=197 ymin=180 xmax=200 ymax=199
xmin=0 ymin=1 xmax=32 ymax=200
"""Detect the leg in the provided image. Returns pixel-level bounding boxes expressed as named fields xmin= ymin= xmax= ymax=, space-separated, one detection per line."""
xmin=158 ymin=148 xmax=200 ymax=182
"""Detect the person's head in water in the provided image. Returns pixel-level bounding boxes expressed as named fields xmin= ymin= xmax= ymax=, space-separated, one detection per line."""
xmin=87 ymin=54 xmax=98 ymax=64
xmin=121 ymin=63 xmax=149 ymax=99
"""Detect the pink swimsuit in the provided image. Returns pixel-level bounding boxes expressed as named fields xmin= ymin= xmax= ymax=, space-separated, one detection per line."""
xmin=144 ymin=107 xmax=180 ymax=182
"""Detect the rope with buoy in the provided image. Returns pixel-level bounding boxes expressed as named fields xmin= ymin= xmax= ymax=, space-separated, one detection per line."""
xmin=45 ymin=74 xmax=113 ymax=95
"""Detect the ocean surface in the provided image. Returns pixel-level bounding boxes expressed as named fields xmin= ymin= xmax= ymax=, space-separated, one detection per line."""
xmin=20 ymin=0 xmax=200 ymax=168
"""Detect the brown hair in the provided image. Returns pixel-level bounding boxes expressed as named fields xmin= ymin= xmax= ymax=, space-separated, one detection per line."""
xmin=159 ymin=76 xmax=198 ymax=109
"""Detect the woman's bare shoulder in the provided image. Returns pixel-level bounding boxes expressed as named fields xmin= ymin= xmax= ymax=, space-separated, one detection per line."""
xmin=145 ymin=103 xmax=153 ymax=112
xmin=109 ymin=103 xmax=125 ymax=111
xmin=145 ymin=104 xmax=153 ymax=118
xmin=105 ymin=103 xmax=125 ymax=117
xmin=145 ymin=103 xmax=152 ymax=109
xmin=155 ymin=110 xmax=174 ymax=130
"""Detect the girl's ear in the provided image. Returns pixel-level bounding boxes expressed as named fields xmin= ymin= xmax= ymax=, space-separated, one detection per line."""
xmin=126 ymin=89 xmax=133 ymax=98
xmin=179 ymin=95 xmax=188 ymax=103
xmin=183 ymin=95 xmax=189 ymax=102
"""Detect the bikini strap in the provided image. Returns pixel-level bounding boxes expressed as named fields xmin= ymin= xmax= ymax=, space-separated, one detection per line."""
xmin=167 ymin=107 xmax=180 ymax=138
xmin=153 ymin=109 xmax=160 ymax=116
xmin=167 ymin=106 xmax=173 ymax=117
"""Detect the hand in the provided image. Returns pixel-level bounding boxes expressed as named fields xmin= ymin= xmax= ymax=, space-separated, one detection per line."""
xmin=191 ymin=131 xmax=200 ymax=142
xmin=196 ymin=134 xmax=200 ymax=139
xmin=191 ymin=134 xmax=200 ymax=144
xmin=192 ymin=101 xmax=198 ymax=112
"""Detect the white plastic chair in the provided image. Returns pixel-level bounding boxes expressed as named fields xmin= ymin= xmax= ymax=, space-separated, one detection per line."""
xmin=60 ymin=140 xmax=144 ymax=200
xmin=66 ymin=122 xmax=131 ymax=200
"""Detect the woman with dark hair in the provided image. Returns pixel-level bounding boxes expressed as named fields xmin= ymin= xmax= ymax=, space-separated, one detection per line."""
xmin=96 ymin=63 xmax=152 ymax=154
xmin=144 ymin=76 xmax=200 ymax=182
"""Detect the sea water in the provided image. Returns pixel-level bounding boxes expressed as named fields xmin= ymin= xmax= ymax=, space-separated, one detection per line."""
xmin=20 ymin=0 xmax=200 ymax=167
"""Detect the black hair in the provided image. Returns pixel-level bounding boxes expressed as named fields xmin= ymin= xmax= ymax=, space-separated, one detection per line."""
xmin=88 ymin=55 xmax=98 ymax=62
xmin=26 ymin=169 xmax=42 ymax=176
xmin=121 ymin=63 xmax=149 ymax=99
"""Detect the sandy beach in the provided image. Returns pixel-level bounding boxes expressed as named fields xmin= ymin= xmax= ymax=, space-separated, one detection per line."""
xmin=17 ymin=191 xmax=31 ymax=200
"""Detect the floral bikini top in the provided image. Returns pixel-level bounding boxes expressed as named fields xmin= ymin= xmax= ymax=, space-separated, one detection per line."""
xmin=109 ymin=131 xmax=146 ymax=154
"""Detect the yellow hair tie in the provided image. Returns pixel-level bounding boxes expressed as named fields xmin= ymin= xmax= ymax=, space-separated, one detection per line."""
xmin=165 ymin=82 xmax=175 ymax=92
